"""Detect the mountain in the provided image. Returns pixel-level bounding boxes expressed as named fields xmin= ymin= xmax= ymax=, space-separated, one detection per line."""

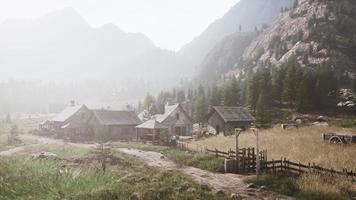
xmin=197 ymin=32 xmax=257 ymax=82
xmin=198 ymin=0 xmax=356 ymax=85
xmin=179 ymin=0 xmax=294 ymax=68
xmin=0 ymin=8 xmax=189 ymax=82
xmin=240 ymin=0 xmax=356 ymax=80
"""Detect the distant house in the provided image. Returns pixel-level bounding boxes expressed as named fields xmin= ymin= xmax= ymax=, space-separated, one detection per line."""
xmin=90 ymin=110 xmax=142 ymax=141
xmin=40 ymin=105 xmax=141 ymax=141
xmin=208 ymin=106 xmax=255 ymax=135
xmin=136 ymin=103 xmax=193 ymax=143
xmin=39 ymin=104 xmax=91 ymax=136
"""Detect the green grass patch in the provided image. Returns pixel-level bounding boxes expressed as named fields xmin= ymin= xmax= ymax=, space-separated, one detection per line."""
xmin=247 ymin=174 xmax=354 ymax=200
xmin=0 ymin=157 xmax=116 ymax=200
xmin=113 ymin=142 xmax=225 ymax=172
xmin=0 ymin=152 xmax=231 ymax=200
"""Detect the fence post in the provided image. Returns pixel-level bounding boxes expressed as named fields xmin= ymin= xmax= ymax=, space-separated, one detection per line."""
xmin=280 ymin=157 xmax=283 ymax=173
xmin=215 ymin=148 xmax=218 ymax=158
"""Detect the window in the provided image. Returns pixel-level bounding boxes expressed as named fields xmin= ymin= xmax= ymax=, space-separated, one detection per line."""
xmin=176 ymin=113 xmax=180 ymax=120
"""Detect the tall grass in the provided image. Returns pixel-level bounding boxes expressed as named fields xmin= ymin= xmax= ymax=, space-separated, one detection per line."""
xmin=189 ymin=126 xmax=356 ymax=170
xmin=0 ymin=152 xmax=232 ymax=200
xmin=0 ymin=157 xmax=116 ymax=200
xmin=249 ymin=174 xmax=355 ymax=200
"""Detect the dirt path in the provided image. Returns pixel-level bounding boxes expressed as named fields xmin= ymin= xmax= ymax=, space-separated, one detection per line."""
xmin=0 ymin=134 xmax=96 ymax=156
xmin=118 ymin=148 xmax=294 ymax=200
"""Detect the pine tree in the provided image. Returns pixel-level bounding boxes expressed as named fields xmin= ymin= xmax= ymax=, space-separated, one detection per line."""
xmin=283 ymin=58 xmax=299 ymax=106
xmin=272 ymin=67 xmax=286 ymax=106
xmin=194 ymin=85 xmax=208 ymax=123
xmin=210 ymin=85 xmax=221 ymax=106
xmin=256 ymin=91 xmax=271 ymax=124
xmin=247 ymin=72 xmax=260 ymax=113
xmin=176 ymin=90 xmax=186 ymax=103
xmin=224 ymin=76 xmax=241 ymax=106
xmin=144 ymin=93 xmax=159 ymax=115
xmin=296 ymin=72 xmax=315 ymax=112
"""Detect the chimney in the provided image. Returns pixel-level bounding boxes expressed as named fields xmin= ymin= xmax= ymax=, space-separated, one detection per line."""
xmin=70 ymin=100 xmax=75 ymax=107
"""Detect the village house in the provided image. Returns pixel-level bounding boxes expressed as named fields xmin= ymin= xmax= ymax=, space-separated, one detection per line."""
xmin=40 ymin=104 xmax=141 ymax=141
xmin=90 ymin=109 xmax=141 ymax=141
xmin=208 ymin=106 xmax=255 ymax=135
xmin=39 ymin=104 xmax=92 ymax=137
xmin=136 ymin=103 xmax=193 ymax=143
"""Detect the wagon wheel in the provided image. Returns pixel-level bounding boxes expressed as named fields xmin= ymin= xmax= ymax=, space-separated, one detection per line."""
xmin=329 ymin=136 xmax=343 ymax=144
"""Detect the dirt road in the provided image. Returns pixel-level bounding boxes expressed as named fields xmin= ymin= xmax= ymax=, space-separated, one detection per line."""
xmin=0 ymin=134 xmax=96 ymax=156
xmin=0 ymin=135 xmax=293 ymax=199
xmin=119 ymin=148 xmax=294 ymax=200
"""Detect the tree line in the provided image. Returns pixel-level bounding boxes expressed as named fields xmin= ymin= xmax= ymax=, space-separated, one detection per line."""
xmin=140 ymin=58 xmax=340 ymax=124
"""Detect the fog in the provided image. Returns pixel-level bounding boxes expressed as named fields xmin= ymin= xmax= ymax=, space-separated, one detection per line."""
xmin=0 ymin=1 xmax=240 ymax=115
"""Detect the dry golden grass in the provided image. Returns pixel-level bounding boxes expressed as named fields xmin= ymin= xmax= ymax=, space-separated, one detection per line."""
xmin=296 ymin=173 xmax=356 ymax=198
xmin=188 ymin=126 xmax=356 ymax=170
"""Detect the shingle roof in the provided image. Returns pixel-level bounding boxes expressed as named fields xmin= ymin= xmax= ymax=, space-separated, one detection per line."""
xmin=52 ymin=105 xmax=86 ymax=122
xmin=212 ymin=106 xmax=255 ymax=122
xmin=93 ymin=110 xmax=141 ymax=126
xmin=136 ymin=119 xmax=167 ymax=129
xmin=155 ymin=104 xmax=180 ymax=123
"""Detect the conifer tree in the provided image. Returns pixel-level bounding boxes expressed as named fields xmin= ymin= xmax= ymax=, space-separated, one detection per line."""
xmin=247 ymin=72 xmax=260 ymax=113
xmin=194 ymin=85 xmax=208 ymax=123
xmin=224 ymin=76 xmax=241 ymax=106
xmin=210 ymin=85 xmax=221 ymax=106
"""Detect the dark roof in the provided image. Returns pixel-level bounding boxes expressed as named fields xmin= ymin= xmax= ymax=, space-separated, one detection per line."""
xmin=211 ymin=106 xmax=255 ymax=122
xmin=93 ymin=110 xmax=141 ymax=126
xmin=52 ymin=105 xmax=87 ymax=122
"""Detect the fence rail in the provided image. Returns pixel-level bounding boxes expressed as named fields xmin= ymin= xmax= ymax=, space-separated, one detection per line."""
xmin=263 ymin=157 xmax=355 ymax=180
xmin=176 ymin=140 xmax=355 ymax=180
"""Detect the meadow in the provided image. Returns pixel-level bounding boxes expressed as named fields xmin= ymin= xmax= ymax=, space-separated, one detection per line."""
xmin=188 ymin=125 xmax=356 ymax=199
xmin=188 ymin=126 xmax=356 ymax=170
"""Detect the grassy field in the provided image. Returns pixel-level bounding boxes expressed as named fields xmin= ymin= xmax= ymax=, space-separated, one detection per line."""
xmin=0 ymin=148 xmax=231 ymax=200
xmin=188 ymin=126 xmax=356 ymax=170
xmin=188 ymin=125 xmax=356 ymax=199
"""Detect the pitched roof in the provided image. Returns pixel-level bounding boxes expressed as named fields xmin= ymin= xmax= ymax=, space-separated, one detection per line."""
xmin=211 ymin=106 xmax=255 ymax=122
xmin=93 ymin=110 xmax=141 ymax=126
xmin=52 ymin=105 xmax=86 ymax=122
xmin=155 ymin=104 xmax=180 ymax=123
xmin=136 ymin=119 xmax=167 ymax=129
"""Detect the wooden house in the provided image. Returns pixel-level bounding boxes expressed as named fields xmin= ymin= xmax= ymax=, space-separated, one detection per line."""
xmin=90 ymin=110 xmax=142 ymax=141
xmin=136 ymin=103 xmax=193 ymax=143
xmin=208 ymin=106 xmax=255 ymax=135
xmin=39 ymin=104 xmax=92 ymax=138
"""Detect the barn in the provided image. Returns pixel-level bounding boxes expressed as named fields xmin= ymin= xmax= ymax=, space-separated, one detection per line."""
xmin=208 ymin=106 xmax=255 ymax=135
xmin=90 ymin=110 xmax=142 ymax=141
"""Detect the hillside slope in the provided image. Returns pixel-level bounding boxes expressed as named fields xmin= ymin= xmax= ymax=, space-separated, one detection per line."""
xmin=201 ymin=0 xmax=356 ymax=84
xmin=197 ymin=32 xmax=257 ymax=82
xmin=241 ymin=0 xmax=356 ymax=80
xmin=0 ymin=8 xmax=189 ymax=82
xmin=179 ymin=0 xmax=293 ymax=68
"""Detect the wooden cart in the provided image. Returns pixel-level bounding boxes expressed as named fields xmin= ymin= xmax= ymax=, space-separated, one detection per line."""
xmin=322 ymin=133 xmax=356 ymax=144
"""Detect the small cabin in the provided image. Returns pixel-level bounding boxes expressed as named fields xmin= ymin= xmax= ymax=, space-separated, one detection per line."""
xmin=90 ymin=110 xmax=142 ymax=141
xmin=136 ymin=103 xmax=193 ymax=144
xmin=208 ymin=106 xmax=255 ymax=135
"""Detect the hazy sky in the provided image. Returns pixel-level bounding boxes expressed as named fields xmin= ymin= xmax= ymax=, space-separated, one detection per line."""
xmin=0 ymin=0 xmax=239 ymax=50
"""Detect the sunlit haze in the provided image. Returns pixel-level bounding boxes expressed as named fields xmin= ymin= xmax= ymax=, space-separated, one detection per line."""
xmin=0 ymin=0 xmax=239 ymax=50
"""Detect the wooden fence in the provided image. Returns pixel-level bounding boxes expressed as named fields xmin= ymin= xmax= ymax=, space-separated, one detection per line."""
xmin=176 ymin=141 xmax=356 ymax=180
xmin=263 ymin=157 xmax=356 ymax=181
